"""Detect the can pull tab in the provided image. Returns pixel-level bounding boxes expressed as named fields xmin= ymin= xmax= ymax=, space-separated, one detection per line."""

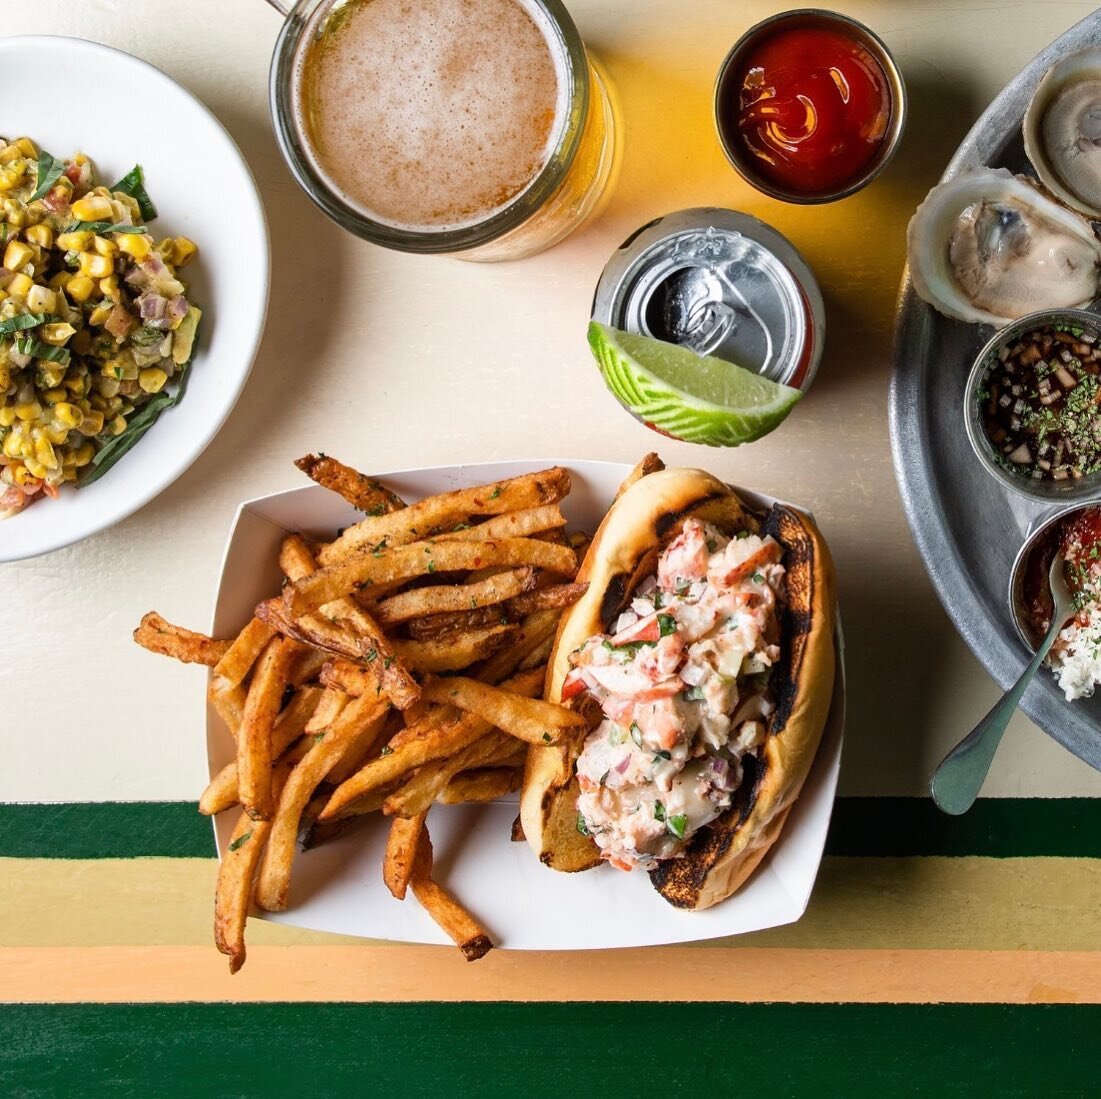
xmin=648 ymin=267 xmax=739 ymax=357
xmin=681 ymin=299 xmax=739 ymax=357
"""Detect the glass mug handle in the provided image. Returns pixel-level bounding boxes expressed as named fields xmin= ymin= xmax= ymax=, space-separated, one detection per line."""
xmin=264 ymin=0 xmax=292 ymax=15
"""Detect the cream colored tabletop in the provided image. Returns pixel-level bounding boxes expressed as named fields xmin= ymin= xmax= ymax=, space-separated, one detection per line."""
xmin=6 ymin=0 xmax=1101 ymax=810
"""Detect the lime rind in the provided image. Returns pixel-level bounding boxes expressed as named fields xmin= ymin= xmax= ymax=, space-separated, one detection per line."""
xmin=587 ymin=322 xmax=802 ymax=447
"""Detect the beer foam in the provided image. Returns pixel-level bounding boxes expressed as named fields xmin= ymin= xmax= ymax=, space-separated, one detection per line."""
xmin=294 ymin=0 xmax=568 ymax=232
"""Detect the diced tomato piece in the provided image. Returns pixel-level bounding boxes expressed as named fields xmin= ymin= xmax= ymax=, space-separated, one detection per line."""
xmin=610 ymin=614 xmax=659 ymax=646
xmin=560 ymin=668 xmax=586 ymax=701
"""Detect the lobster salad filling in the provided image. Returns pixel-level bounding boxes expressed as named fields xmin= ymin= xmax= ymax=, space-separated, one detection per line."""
xmin=566 ymin=517 xmax=785 ymax=871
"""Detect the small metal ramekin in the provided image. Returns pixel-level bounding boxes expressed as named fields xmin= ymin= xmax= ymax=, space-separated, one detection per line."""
xmin=713 ymin=8 xmax=907 ymax=204
xmin=1008 ymin=501 xmax=1101 ymax=651
xmin=964 ymin=308 xmax=1101 ymax=504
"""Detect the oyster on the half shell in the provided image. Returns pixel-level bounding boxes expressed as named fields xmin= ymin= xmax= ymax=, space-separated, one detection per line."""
xmin=907 ymin=167 xmax=1101 ymax=327
xmin=1024 ymin=48 xmax=1101 ymax=218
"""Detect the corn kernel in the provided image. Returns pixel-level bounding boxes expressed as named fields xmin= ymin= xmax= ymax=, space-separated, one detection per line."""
xmin=3 ymin=239 xmax=33 ymax=272
xmin=117 ymin=232 xmax=152 ymax=260
xmin=89 ymin=303 xmax=113 ymax=327
xmin=139 ymin=367 xmax=168 ymax=394
xmin=40 ymin=322 xmax=75 ymax=346
xmin=24 ymin=457 xmax=48 ymax=480
xmin=44 ymin=423 xmax=68 ymax=445
xmin=6 ymin=273 xmax=32 ymax=299
xmin=79 ymin=410 xmax=104 ymax=436
xmin=48 ymin=271 xmax=73 ymax=292
xmin=171 ymin=237 xmax=198 ymax=266
xmin=13 ymin=138 xmax=37 ymax=159
xmin=42 ymin=388 xmax=66 ymax=406
xmin=0 ymin=407 xmax=15 ymax=428
xmin=98 ymin=276 xmax=119 ymax=300
xmin=3 ymin=431 xmax=21 ymax=458
xmin=78 ymin=252 xmax=113 ymax=279
xmin=93 ymin=235 xmax=118 ymax=258
xmin=13 ymin=462 xmax=37 ymax=486
xmin=54 ymin=402 xmax=84 ymax=428
xmin=108 ymin=414 xmax=127 ymax=436
xmin=57 ymin=230 xmax=93 ymax=252
xmin=70 ymin=194 xmax=113 ymax=222
xmin=14 ymin=401 xmax=41 ymax=421
xmin=66 ymin=275 xmax=95 ymax=303
xmin=34 ymin=435 xmax=57 ymax=469
xmin=24 ymin=224 xmax=52 ymax=250
xmin=73 ymin=441 xmax=95 ymax=466
xmin=0 ymin=144 xmax=21 ymax=165
xmin=0 ymin=162 xmax=27 ymax=193
xmin=94 ymin=374 xmax=120 ymax=399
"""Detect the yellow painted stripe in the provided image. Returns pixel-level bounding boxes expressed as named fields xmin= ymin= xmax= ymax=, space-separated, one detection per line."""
xmin=4 ymin=856 xmax=1100 ymax=951
xmin=2 ymin=946 xmax=1099 ymax=1004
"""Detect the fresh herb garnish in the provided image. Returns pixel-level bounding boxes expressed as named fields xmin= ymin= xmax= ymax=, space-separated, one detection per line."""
xmin=383 ymin=656 xmax=395 ymax=669
xmin=667 ymin=814 xmax=688 ymax=839
xmin=653 ymin=591 xmax=664 ymax=609
xmin=658 ymin=613 xmax=676 ymax=637
xmin=365 ymin=648 xmax=378 ymax=663
xmin=228 ymin=831 xmax=252 ymax=852
xmin=680 ymin=685 xmax=706 ymax=702
xmin=653 ymin=750 xmax=671 ymax=761
xmin=380 ymin=745 xmax=393 ymax=756
xmin=14 ymin=337 xmax=69 ymax=365
xmin=366 ymin=504 xmax=386 ymax=516
xmin=630 ymin=723 xmax=644 ymax=748
xmin=427 ymin=561 xmax=436 ymax=573
xmin=653 ymin=800 xmax=666 ymax=822
xmin=29 ymin=149 xmax=65 ymax=202
xmin=599 ymin=770 xmax=610 ymax=786
xmin=541 ymin=732 xmax=552 ymax=742
xmin=489 ymin=487 xmax=502 ymax=499
xmin=312 ymin=732 xmax=326 ymax=744
xmin=111 ymin=164 xmax=158 ymax=221
xmin=750 ymin=572 xmax=764 ymax=584
xmin=66 ymin=221 xmax=148 ymax=235
xmin=576 ymin=812 xmax=590 ymax=836
xmin=0 ymin=313 xmax=54 ymax=336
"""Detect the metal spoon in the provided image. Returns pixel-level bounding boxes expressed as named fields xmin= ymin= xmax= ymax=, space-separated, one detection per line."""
xmin=931 ymin=553 xmax=1076 ymax=816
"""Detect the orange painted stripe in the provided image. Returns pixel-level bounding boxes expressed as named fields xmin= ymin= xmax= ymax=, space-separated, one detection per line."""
xmin=2 ymin=946 xmax=1099 ymax=1004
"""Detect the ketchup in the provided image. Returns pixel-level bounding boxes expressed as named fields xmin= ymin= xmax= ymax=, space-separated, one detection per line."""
xmin=720 ymin=26 xmax=892 ymax=196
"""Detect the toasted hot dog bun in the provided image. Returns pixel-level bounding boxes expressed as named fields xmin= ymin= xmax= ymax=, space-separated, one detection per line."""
xmin=520 ymin=467 xmax=836 ymax=909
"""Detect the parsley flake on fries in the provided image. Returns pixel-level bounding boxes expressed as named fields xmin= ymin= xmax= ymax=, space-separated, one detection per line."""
xmin=131 ymin=456 xmax=590 ymax=967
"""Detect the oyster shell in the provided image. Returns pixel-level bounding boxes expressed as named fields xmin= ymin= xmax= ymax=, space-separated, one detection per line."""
xmin=907 ymin=167 xmax=1101 ymax=326
xmin=1024 ymin=48 xmax=1101 ymax=218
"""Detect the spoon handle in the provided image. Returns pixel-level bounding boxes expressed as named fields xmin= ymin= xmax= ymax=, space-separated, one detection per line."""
xmin=931 ymin=631 xmax=1057 ymax=816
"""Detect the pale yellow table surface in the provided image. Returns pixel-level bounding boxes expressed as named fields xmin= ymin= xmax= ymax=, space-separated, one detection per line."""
xmin=5 ymin=0 xmax=1101 ymax=802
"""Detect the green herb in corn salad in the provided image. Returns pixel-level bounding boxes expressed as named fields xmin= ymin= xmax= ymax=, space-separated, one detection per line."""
xmin=0 ymin=136 xmax=201 ymax=518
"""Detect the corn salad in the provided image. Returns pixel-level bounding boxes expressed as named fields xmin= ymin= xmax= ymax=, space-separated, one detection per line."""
xmin=0 ymin=137 xmax=201 ymax=518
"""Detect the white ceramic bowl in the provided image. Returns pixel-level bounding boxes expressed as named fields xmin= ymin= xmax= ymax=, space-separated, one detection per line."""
xmin=208 ymin=459 xmax=845 ymax=950
xmin=0 ymin=36 xmax=268 ymax=563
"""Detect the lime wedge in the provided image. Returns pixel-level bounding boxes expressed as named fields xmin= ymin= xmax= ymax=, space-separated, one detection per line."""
xmin=587 ymin=322 xmax=802 ymax=447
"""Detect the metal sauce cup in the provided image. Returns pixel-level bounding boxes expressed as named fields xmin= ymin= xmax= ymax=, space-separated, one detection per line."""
xmin=965 ymin=308 xmax=1101 ymax=504
xmin=714 ymin=8 xmax=907 ymax=204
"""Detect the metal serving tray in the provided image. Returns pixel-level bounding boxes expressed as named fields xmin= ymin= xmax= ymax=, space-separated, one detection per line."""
xmin=889 ymin=9 xmax=1101 ymax=770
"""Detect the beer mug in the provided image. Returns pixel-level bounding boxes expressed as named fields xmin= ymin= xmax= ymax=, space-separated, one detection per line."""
xmin=267 ymin=0 xmax=618 ymax=261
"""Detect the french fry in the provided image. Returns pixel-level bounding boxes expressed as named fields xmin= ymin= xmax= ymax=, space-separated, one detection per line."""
xmin=410 ymin=828 xmax=493 ymax=961
xmin=199 ymin=687 xmax=324 ymax=816
xmin=434 ymin=504 xmax=565 ymax=544
xmin=279 ymin=534 xmax=420 ymax=709
xmin=208 ymin=678 xmax=247 ymax=740
xmin=319 ymin=466 xmax=570 ymax=564
xmin=305 ymin=687 xmax=349 ymax=734
xmin=287 ymin=538 xmax=577 ymax=618
xmin=238 ymin=637 xmax=297 ymax=821
xmin=373 ymin=567 xmax=535 ymax=626
xmin=437 ymin=766 xmax=523 ymax=805
xmin=475 ymin=609 xmax=560 ymax=683
xmin=615 ymin=452 xmax=665 ymax=499
xmin=383 ymin=810 xmax=427 ymax=899
xmin=328 ymin=709 xmax=404 ymax=786
xmin=510 ymin=814 xmax=525 ymax=842
xmin=418 ymin=675 xmax=582 ymax=746
xmin=288 ymin=646 xmax=328 ymax=686
xmin=505 ymin=582 xmax=588 ymax=617
xmin=294 ymin=454 xmax=407 ymax=515
xmin=384 ymin=732 xmax=522 ymax=817
xmin=391 ymin=625 xmax=518 ymax=673
xmin=255 ymin=692 xmax=391 ymax=911
xmin=214 ymin=761 xmax=294 ymax=974
xmin=518 ymin=636 xmax=555 ymax=671
xmin=133 ymin=613 xmax=231 ymax=666
xmin=405 ymin=606 xmax=501 ymax=641
xmin=212 ymin=618 xmax=276 ymax=688
xmin=322 ymin=668 xmax=543 ymax=819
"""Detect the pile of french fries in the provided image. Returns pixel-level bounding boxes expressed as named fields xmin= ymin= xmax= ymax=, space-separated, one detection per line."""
xmin=134 ymin=456 xmax=594 ymax=966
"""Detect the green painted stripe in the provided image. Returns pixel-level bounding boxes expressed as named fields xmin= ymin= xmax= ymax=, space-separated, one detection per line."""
xmin=1 ymin=1003 xmax=1098 ymax=1094
xmin=1 ymin=797 xmax=1099 ymax=860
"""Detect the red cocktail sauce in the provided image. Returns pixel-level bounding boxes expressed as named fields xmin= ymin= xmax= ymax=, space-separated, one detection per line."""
xmin=1022 ymin=508 xmax=1101 ymax=643
xmin=720 ymin=26 xmax=892 ymax=196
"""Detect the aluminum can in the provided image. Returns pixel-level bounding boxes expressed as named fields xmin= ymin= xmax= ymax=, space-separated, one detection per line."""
xmin=591 ymin=207 xmax=825 ymax=390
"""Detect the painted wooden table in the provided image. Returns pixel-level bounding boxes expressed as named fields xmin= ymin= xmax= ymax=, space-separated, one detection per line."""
xmin=4 ymin=0 xmax=1101 ymax=1092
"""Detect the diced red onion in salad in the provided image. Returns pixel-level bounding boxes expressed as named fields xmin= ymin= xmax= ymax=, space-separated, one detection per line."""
xmin=680 ymin=660 xmax=707 ymax=686
xmin=613 ymin=609 xmax=639 ymax=634
xmin=614 ymin=755 xmax=630 ymax=774
xmin=139 ymin=293 xmax=167 ymax=321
